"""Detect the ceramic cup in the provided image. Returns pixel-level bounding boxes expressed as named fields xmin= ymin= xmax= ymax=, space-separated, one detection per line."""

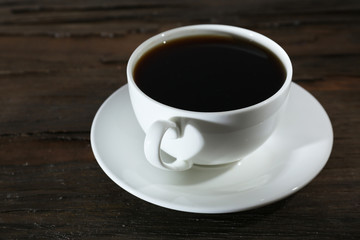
xmin=127 ymin=24 xmax=293 ymax=171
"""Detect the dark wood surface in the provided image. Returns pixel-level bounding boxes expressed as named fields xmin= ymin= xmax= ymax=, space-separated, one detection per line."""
xmin=1 ymin=0 xmax=359 ymax=239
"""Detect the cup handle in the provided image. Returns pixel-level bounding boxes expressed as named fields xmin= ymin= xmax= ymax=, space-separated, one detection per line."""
xmin=144 ymin=120 xmax=193 ymax=171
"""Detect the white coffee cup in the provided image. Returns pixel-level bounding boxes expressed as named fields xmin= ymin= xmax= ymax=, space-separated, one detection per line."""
xmin=127 ymin=24 xmax=292 ymax=171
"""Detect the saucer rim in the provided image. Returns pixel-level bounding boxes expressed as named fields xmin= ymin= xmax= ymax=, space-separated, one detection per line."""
xmin=90 ymin=83 xmax=333 ymax=213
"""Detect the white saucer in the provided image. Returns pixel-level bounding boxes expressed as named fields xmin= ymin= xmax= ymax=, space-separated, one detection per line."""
xmin=91 ymin=83 xmax=333 ymax=213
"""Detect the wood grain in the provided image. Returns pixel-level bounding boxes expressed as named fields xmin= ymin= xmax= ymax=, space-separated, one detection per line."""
xmin=0 ymin=0 xmax=359 ymax=239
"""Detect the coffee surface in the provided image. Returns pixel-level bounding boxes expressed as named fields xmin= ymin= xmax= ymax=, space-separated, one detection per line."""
xmin=134 ymin=35 xmax=286 ymax=112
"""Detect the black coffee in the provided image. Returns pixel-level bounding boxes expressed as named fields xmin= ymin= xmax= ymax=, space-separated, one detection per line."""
xmin=134 ymin=35 xmax=286 ymax=112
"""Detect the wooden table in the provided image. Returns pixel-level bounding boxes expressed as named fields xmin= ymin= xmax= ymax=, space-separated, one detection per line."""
xmin=1 ymin=0 xmax=359 ymax=239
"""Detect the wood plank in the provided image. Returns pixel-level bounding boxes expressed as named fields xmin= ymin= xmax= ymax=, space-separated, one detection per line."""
xmin=0 ymin=137 xmax=358 ymax=239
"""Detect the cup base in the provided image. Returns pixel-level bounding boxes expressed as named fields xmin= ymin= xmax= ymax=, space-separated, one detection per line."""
xmin=193 ymin=160 xmax=241 ymax=169
xmin=160 ymin=149 xmax=242 ymax=169
xmin=91 ymin=83 xmax=333 ymax=213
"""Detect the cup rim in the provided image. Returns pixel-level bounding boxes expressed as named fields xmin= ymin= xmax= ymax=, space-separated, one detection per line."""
xmin=127 ymin=24 xmax=293 ymax=115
